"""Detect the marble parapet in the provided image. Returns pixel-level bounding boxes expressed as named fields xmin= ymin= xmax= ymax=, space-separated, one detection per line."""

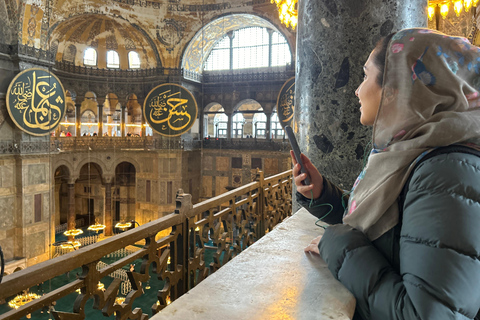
xmin=152 ymin=207 xmax=356 ymax=320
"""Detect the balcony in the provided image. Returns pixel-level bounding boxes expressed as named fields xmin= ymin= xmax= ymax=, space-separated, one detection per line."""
xmin=0 ymin=169 xmax=355 ymax=319
xmin=0 ymin=170 xmax=293 ymax=319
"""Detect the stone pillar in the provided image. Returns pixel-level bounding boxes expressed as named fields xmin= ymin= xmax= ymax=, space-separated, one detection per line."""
xmin=226 ymin=112 xmax=233 ymax=139
xmin=75 ymin=104 xmax=81 ymax=137
xmin=265 ymin=111 xmax=272 ymax=141
xmin=139 ymin=99 xmax=146 ymax=137
xmin=104 ymin=179 xmax=113 ymax=236
xmin=67 ymin=183 xmax=75 ymax=241
xmin=121 ymin=105 xmax=126 ymax=137
xmin=295 ymin=0 xmax=427 ymax=191
xmin=97 ymin=103 xmax=103 ymax=137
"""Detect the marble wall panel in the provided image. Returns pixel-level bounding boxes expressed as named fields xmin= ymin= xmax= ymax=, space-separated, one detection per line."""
xmin=0 ymin=237 xmax=14 ymax=260
xmin=42 ymin=193 xmax=49 ymax=221
xmin=216 ymin=156 xmax=229 ymax=171
xmin=204 ymin=156 xmax=213 ymax=171
xmin=0 ymin=164 xmax=14 ymax=188
xmin=24 ymin=194 xmax=33 ymax=224
xmin=159 ymin=181 xmax=166 ymax=204
xmin=0 ymin=196 xmax=15 ymax=228
xmin=26 ymin=231 xmax=45 ymax=259
xmin=264 ymin=158 xmax=279 ymax=175
xmin=137 ymin=178 xmax=146 ymax=202
xmin=144 ymin=158 xmax=153 ymax=173
xmin=202 ymin=176 xmax=212 ymax=198
xmin=27 ymin=164 xmax=46 ymax=186
xmin=215 ymin=176 xmax=229 ymax=197
xmin=152 ymin=180 xmax=159 ymax=204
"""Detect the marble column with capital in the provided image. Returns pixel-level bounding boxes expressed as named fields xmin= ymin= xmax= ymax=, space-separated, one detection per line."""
xmin=294 ymin=0 xmax=427 ymax=193
xmin=104 ymin=180 xmax=113 ymax=236
xmin=226 ymin=113 xmax=233 ymax=139
xmin=75 ymin=104 xmax=81 ymax=137
xmin=67 ymin=183 xmax=76 ymax=241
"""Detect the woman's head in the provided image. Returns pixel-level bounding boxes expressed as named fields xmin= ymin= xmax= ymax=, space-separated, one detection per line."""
xmin=371 ymin=28 xmax=480 ymax=149
xmin=355 ymin=33 xmax=396 ymax=126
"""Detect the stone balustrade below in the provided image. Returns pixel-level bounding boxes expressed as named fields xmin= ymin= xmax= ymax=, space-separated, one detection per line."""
xmin=152 ymin=207 xmax=356 ymax=320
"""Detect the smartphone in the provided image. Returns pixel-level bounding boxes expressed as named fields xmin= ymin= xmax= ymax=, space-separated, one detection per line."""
xmin=285 ymin=125 xmax=310 ymax=185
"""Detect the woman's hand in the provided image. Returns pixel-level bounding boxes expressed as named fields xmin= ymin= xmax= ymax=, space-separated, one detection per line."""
xmin=291 ymin=150 xmax=323 ymax=199
xmin=304 ymin=235 xmax=322 ymax=254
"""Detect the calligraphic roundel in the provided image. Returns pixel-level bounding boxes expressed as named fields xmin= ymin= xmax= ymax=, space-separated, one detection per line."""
xmin=143 ymin=83 xmax=198 ymax=137
xmin=276 ymin=77 xmax=295 ymax=129
xmin=6 ymin=68 xmax=66 ymax=136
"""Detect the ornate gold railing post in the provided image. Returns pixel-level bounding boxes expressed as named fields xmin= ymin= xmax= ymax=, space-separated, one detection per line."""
xmin=256 ymin=169 xmax=266 ymax=238
xmin=173 ymin=189 xmax=192 ymax=299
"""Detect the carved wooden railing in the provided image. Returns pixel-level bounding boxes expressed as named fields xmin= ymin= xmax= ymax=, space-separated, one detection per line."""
xmin=0 ymin=170 xmax=292 ymax=320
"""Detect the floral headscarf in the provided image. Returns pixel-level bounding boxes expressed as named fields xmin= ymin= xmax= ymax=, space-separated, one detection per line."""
xmin=343 ymin=28 xmax=480 ymax=241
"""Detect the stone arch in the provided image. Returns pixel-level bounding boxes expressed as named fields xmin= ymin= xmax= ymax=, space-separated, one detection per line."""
xmin=53 ymin=164 xmax=72 ymax=225
xmin=111 ymin=157 xmax=141 ymax=175
xmin=53 ymin=161 xmax=74 ymax=181
xmin=182 ymin=13 xmax=291 ymax=74
xmin=234 ymin=99 xmax=263 ymax=113
xmin=74 ymin=158 xmax=106 ymax=179
xmin=125 ymin=93 xmax=142 ymax=125
xmin=112 ymin=161 xmax=137 ymax=225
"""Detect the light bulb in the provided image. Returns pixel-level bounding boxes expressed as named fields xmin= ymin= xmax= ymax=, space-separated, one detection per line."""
xmin=428 ymin=5 xmax=435 ymax=21
xmin=440 ymin=3 xmax=449 ymax=18
xmin=454 ymin=1 xmax=463 ymax=16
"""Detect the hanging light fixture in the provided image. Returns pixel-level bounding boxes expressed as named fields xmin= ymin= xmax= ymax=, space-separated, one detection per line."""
xmin=8 ymin=293 xmax=41 ymax=309
xmin=64 ymin=229 xmax=83 ymax=237
xmin=87 ymin=220 xmax=106 ymax=233
xmin=114 ymin=221 xmax=132 ymax=231
xmin=428 ymin=0 xmax=478 ymax=20
xmin=271 ymin=0 xmax=298 ymax=30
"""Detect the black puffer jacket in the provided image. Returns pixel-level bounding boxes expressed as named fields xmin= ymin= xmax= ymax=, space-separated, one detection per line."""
xmin=297 ymin=151 xmax=480 ymax=320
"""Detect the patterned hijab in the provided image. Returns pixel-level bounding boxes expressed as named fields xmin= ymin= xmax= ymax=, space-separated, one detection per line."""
xmin=343 ymin=28 xmax=480 ymax=241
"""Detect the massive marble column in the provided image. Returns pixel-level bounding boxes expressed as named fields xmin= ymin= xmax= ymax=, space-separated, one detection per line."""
xmin=67 ymin=183 xmax=76 ymax=241
xmin=295 ymin=0 xmax=427 ymax=191
xmin=104 ymin=180 xmax=113 ymax=236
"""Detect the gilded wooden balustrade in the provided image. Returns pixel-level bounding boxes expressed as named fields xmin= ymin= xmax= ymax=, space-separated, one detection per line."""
xmin=0 ymin=170 xmax=292 ymax=320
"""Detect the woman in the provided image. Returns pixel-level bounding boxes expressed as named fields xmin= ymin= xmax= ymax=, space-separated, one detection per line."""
xmin=293 ymin=28 xmax=480 ymax=319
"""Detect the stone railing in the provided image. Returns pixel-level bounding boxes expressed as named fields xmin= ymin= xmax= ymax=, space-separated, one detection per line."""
xmin=0 ymin=140 xmax=52 ymax=154
xmin=0 ymin=170 xmax=292 ymax=320
xmin=54 ymin=61 xmax=183 ymax=79
xmin=52 ymin=137 xmax=183 ymax=152
xmin=199 ymin=138 xmax=291 ymax=151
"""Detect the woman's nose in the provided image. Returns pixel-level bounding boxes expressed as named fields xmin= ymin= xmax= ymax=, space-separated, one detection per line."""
xmin=355 ymin=86 xmax=360 ymax=97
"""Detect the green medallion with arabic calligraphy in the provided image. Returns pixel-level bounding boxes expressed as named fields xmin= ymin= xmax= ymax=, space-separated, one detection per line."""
xmin=276 ymin=77 xmax=295 ymax=129
xmin=6 ymin=68 xmax=66 ymax=136
xmin=143 ymin=83 xmax=198 ymax=137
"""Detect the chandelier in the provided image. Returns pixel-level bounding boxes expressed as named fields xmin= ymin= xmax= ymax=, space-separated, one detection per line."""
xmin=87 ymin=221 xmax=106 ymax=233
xmin=428 ymin=0 xmax=480 ymax=20
xmin=64 ymin=228 xmax=83 ymax=237
xmin=271 ymin=0 xmax=298 ymax=30
xmin=8 ymin=293 xmax=41 ymax=309
xmin=115 ymin=221 xmax=132 ymax=231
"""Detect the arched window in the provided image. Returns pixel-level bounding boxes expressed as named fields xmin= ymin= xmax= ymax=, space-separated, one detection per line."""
xmin=84 ymin=48 xmax=97 ymax=66
xmin=63 ymin=44 xmax=77 ymax=63
xmin=232 ymin=113 xmax=245 ymax=138
xmin=107 ymin=50 xmax=120 ymax=68
xmin=271 ymin=113 xmax=284 ymax=139
xmin=204 ymin=27 xmax=291 ymax=71
xmin=128 ymin=51 xmax=141 ymax=69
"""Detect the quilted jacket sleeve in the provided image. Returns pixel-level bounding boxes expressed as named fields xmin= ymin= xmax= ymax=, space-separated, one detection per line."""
xmin=318 ymin=153 xmax=480 ymax=320
xmin=296 ymin=177 xmax=347 ymax=225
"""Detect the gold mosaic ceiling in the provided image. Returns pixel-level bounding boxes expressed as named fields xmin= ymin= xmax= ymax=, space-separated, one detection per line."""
xmin=51 ymin=14 xmax=158 ymax=68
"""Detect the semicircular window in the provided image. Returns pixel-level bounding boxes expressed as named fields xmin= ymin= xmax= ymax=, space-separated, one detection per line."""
xmin=128 ymin=51 xmax=141 ymax=69
xmin=107 ymin=50 xmax=120 ymax=69
xmin=84 ymin=48 xmax=97 ymax=66
xmin=204 ymin=27 xmax=291 ymax=71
